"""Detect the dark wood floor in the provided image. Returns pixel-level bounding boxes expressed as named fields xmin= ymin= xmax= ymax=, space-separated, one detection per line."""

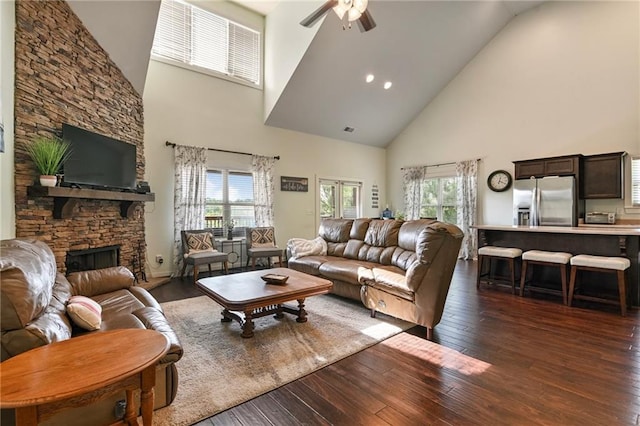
xmin=151 ymin=261 xmax=640 ymax=426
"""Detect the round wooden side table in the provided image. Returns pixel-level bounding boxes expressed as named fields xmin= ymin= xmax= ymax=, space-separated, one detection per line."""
xmin=0 ymin=328 xmax=169 ymax=426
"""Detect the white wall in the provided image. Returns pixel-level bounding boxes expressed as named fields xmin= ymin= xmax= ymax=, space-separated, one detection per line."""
xmin=1 ymin=0 xmax=15 ymax=239
xmin=264 ymin=1 xmax=322 ymax=121
xmin=387 ymin=1 xmax=640 ymax=225
xmin=143 ymin=59 xmax=386 ymax=277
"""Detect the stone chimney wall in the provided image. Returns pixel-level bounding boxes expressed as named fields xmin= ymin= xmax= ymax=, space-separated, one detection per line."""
xmin=14 ymin=0 xmax=147 ymax=273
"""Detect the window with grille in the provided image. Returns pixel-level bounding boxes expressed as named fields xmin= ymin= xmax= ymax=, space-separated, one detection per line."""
xmin=420 ymin=177 xmax=458 ymax=224
xmin=205 ymin=170 xmax=255 ymax=236
xmin=632 ymin=156 xmax=640 ymax=206
xmin=152 ymin=0 xmax=261 ymax=87
xmin=319 ymin=179 xmax=362 ymax=220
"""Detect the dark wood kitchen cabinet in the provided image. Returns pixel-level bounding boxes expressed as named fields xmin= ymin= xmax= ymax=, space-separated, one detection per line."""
xmin=581 ymin=152 xmax=625 ymax=199
xmin=513 ymin=154 xmax=581 ymax=179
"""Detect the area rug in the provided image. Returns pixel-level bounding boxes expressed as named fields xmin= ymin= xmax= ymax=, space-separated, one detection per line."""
xmin=154 ymin=294 xmax=412 ymax=426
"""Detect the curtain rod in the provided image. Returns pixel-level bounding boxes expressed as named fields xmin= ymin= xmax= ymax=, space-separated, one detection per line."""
xmin=165 ymin=141 xmax=280 ymax=160
xmin=401 ymin=158 xmax=481 ymax=170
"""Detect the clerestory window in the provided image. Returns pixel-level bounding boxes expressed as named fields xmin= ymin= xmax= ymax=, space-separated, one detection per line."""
xmin=152 ymin=0 xmax=261 ymax=87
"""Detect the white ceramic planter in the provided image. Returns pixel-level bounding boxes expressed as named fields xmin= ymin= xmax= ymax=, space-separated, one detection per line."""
xmin=39 ymin=175 xmax=57 ymax=187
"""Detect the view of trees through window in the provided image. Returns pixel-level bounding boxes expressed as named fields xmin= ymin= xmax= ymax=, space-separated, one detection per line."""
xmin=319 ymin=180 xmax=362 ymax=220
xmin=205 ymin=170 xmax=255 ymax=232
xmin=421 ymin=177 xmax=458 ymax=224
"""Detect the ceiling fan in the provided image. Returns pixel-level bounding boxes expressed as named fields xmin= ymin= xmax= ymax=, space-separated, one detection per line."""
xmin=300 ymin=0 xmax=376 ymax=33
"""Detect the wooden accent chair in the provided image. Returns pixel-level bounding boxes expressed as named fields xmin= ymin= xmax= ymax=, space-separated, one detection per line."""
xmin=246 ymin=227 xmax=283 ymax=270
xmin=180 ymin=229 xmax=229 ymax=284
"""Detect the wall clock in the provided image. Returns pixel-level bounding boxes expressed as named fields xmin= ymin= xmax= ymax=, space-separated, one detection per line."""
xmin=487 ymin=170 xmax=513 ymax=192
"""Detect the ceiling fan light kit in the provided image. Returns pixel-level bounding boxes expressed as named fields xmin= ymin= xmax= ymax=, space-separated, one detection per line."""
xmin=300 ymin=0 xmax=376 ymax=32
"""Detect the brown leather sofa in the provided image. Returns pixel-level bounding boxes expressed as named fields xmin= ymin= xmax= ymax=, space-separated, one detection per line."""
xmin=0 ymin=238 xmax=183 ymax=425
xmin=288 ymin=218 xmax=463 ymax=339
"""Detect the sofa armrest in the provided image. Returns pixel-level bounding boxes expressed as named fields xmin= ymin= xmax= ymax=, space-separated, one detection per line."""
xmin=67 ymin=266 xmax=135 ymax=297
xmin=133 ymin=307 xmax=183 ymax=364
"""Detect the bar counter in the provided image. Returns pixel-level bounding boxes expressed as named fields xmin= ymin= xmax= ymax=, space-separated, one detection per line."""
xmin=474 ymin=224 xmax=640 ymax=307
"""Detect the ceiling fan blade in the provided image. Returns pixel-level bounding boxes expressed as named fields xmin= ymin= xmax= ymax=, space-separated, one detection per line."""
xmin=357 ymin=9 xmax=376 ymax=32
xmin=300 ymin=0 xmax=339 ymax=28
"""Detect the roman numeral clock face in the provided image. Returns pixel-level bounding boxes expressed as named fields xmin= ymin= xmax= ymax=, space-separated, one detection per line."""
xmin=487 ymin=170 xmax=513 ymax=192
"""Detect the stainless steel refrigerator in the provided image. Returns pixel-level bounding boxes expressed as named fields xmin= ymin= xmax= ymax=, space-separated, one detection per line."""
xmin=513 ymin=176 xmax=577 ymax=226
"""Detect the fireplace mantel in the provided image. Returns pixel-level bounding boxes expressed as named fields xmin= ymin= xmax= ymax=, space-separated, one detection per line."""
xmin=27 ymin=186 xmax=155 ymax=219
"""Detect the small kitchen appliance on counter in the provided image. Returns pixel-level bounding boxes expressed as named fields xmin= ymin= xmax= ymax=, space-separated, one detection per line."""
xmin=585 ymin=212 xmax=616 ymax=224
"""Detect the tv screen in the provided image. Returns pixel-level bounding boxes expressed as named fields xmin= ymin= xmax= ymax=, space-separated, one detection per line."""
xmin=62 ymin=124 xmax=137 ymax=190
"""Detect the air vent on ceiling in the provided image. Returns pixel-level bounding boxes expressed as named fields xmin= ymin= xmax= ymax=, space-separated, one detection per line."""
xmin=344 ymin=126 xmax=355 ymax=133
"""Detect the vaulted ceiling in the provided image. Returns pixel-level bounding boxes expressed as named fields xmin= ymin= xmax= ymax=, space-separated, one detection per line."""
xmin=68 ymin=0 xmax=543 ymax=148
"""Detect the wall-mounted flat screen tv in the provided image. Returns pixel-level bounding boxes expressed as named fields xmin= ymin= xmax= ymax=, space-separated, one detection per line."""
xmin=62 ymin=124 xmax=137 ymax=190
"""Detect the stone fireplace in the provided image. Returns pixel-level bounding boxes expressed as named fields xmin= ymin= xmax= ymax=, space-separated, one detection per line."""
xmin=13 ymin=0 xmax=147 ymax=273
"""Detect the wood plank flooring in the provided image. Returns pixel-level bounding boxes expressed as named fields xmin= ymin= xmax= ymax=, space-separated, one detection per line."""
xmin=151 ymin=261 xmax=639 ymax=425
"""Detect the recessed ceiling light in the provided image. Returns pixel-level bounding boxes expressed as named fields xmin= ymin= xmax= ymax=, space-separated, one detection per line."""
xmin=384 ymin=81 xmax=392 ymax=90
xmin=365 ymin=74 xmax=375 ymax=83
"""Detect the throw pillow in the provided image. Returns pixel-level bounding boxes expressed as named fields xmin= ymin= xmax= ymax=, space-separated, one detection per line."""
xmin=186 ymin=232 xmax=214 ymax=252
xmin=66 ymin=295 xmax=102 ymax=331
xmin=251 ymin=228 xmax=276 ymax=248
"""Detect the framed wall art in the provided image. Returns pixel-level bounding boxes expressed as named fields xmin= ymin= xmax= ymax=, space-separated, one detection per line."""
xmin=281 ymin=176 xmax=308 ymax=192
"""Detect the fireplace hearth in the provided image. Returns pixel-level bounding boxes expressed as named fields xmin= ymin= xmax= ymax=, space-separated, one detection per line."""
xmin=65 ymin=245 xmax=120 ymax=274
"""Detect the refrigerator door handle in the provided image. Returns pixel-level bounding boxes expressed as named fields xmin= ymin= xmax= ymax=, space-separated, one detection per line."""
xmin=530 ymin=187 xmax=539 ymax=226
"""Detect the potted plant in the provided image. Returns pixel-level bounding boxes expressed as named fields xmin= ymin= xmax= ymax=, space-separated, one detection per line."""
xmin=24 ymin=135 xmax=71 ymax=187
xmin=225 ymin=219 xmax=235 ymax=240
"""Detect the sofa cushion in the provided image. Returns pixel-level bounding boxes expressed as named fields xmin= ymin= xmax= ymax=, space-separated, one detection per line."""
xmin=318 ymin=259 xmax=379 ymax=285
xmin=1 ymin=305 xmax=73 ymax=361
xmin=364 ymin=268 xmax=414 ymax=302
xmin=343 ymin=239 xmax=365 ymax=260
xmin=1 ymin=238 xmax=56 ymax=331
xmin=287 ymin=256 xmax=332 ymax=275
xmin=91 ymin=289 xmax=146 ymax=318
xmin=319 ymin=219 xmax=353 ymax=243
xmin=68 ymin=266 xmax=135 ymax=298
xmin=350 ymin=218 xmax=371 ymax=240
xmin=398 ymin=219 xmax=435 ymax=251
xmin=391 ymin=247 xmax=418 ymax=271
xmin=66 ymin=295 xmax=102 ymax=331
xmin=364 ymin=219 xmax=401 ymax=247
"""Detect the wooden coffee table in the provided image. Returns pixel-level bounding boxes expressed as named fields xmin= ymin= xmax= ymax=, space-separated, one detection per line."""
xmin=0 ymin=329 xmax=169 ymax=426
xmin=196 ymin=267 xmax=333 ymax=338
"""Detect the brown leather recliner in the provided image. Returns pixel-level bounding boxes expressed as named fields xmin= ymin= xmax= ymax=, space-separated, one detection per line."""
xmin=0 ymin=238 xmax=183 ymax=425
xmin=288 ymin=219 xmax=463 ymax=339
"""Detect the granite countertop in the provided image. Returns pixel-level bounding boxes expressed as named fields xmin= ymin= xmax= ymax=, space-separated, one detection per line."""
xmin=474 ymin=224 xmax=640 ymax=236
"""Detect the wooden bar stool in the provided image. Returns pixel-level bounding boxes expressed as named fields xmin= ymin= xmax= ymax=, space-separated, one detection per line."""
xmin=568 ymin=254 xmax=630 ymax=316
xmin=477 ymin=246 xmax=522 ymax=294
xmin=519 ymin=250 xmax=572 ymax=305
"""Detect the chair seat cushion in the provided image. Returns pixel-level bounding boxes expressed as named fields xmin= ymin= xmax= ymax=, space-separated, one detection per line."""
xmin=522 ymin=250 xmax=572 ymax=264
xmin=185 ymin=251 xmax=228 ymax=265
xmin=478 ymin=246 xmax=522 ymax=258
xmin=248 ymin=247 xmax=282 ymax=257
xmin=570 ymin=255 xmax=630 ymax=271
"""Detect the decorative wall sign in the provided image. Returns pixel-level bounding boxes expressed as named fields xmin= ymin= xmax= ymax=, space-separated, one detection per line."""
xmin=281 ymin=176 xmax=308 ymax=192
xmin=371 ymin=184 xmax=379 ymax=209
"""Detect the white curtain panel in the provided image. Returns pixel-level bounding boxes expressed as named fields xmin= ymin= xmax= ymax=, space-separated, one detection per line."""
xmin=402 ymin=166 xmax=427 ymax=220
xmin=252 ymin=155 xmax=275 ymax=227
xmin=456 ymin=159 xmax=478 ymax=260
xmin=172 ymin=145 xmax=207 ymax=276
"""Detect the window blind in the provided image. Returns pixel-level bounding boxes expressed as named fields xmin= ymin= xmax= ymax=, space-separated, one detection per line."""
xmin=632 ymin=156 xmax=640 ymax=206
xmin=152 ymin=0 xmax=261 ymax=86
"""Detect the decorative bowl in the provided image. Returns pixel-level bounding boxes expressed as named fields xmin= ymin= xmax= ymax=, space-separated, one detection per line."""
xmin=261 ymin=274 xmax=289 ymax=285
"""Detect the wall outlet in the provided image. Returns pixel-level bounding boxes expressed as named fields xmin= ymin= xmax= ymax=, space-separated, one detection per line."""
xmin=114 ymin=400 xmax=126 ymax=419
xmin=155 ymin=255 xmax=164 ymax=264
